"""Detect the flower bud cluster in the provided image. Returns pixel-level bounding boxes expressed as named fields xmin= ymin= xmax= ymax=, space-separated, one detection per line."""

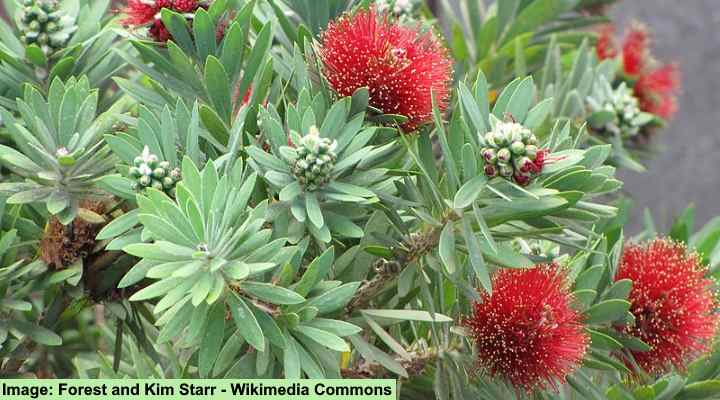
xmin=292 ymin=129 xmax=338 ymax=191
xmin=19 ymin=0 xmax=74 ymax=55
xmin=596 ymin=83 xmax=644 ymax=137
xmin=129 ymin=147 xmax=180 ymax=196
xmin=480 ymin=121 xmax=545 ymax=186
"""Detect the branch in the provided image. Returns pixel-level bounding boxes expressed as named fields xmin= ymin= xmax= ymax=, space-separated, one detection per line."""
xmin=346 ymin=211 xmax=459 ymax=314
xmin=341 ymin=347 xmax=451 ymax=379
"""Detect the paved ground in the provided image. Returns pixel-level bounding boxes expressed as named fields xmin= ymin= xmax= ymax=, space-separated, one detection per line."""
xmin=611 ymin=1 xmax=720 ymax=233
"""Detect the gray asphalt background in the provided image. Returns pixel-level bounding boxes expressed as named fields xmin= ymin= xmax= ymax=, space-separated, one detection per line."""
xmin=611 ymin=1 xmax=720 ymax=232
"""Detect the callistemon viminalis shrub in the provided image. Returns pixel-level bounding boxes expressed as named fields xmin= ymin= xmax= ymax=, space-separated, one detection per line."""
xmin=318 ymin=6 xmax=452 ymax=132
xmin=464 ymin=264 xmax=588 ymax=391
xmin=0 ymin=0 xmax=718 ymax=397
xmin=596 ymin=23 xmax=681 ymax=121
xmin=615 ymin=238 xmax=719 ymax=374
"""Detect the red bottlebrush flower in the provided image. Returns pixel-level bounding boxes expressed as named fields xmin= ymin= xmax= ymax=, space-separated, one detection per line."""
xmin=318 ymin=7 xmax=453 ymax=132
xmin=122 ymin=0 xmax=203 ymax=42
xmin=464 ymin=265 xmax=588 ymax=391
xmin=593 ymin=23 xmax=681 ymax=120
xmin=148 ymin=20 xmax=171 ymax=42
xmin=634 ymin=64 xmax=681 ymax=119
xmin=621 ymin=24 xmax=649 ymax=76
xmin=596 ymin=24 xmax=618 ymax=60
xmin=531 ymin=149 xmax=547 ymax=174
xmin=615 ymin=238 xmax=719 ymax=374
xmin=121 ymin=0 xmax=160 ymax=26
xmin=173 ymin=0 xmax=198 ymax=13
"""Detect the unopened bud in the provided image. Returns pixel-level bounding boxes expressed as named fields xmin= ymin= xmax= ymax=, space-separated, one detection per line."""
xmin=518 ymin=157 xmax=534 ymax=173
xmin=513 ymin=173 xmax=530 ymax=186
xmin=510 ymin=141 xmax=525 ymax=155
xmin=498 ymin=163 xmax=514 ymax=178
xmin=497 ymin=148 xmax=511 ymax=163
xmin=162 ymin=177 xmax=175 ymax=189
xmin=481 ymin=148 xmax=497 ymax=163
xmin=152 ymin=168 xmax=166 ymax=178
xmin=525 ymin=145 xmax=538 ymax=158
xmin=484 ymin=164 xmax=497 ymax=177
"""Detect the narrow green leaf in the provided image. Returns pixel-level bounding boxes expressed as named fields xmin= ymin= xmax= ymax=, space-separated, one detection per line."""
xmin=199 ymin=301 xmax=226 ymax=377
xmin=292 ymin=325 xmax=349 ymax=352
xmin=439 ymin=222 xmax=457 ymax=275
xmin=584 ymin=299 xmax=631 ymax=324
xmin=204 ymin=56 xmax=232 ymax=122
xmin=453 ymin=175 xmax=487 ymax=209
xmin=228 ymin=293 xmax=265 ymax=351
xmin=360 ymin=309 xmax=453 ymax=323
xmin=294 ymin=246 xmax=334 ymax=297
xmin=240 ymin=282 xmax=305 ymax=305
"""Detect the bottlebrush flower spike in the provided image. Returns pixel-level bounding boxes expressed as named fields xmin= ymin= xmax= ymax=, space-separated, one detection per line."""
xmin=464 ymin=264 xmax=588 ymax=391
xmin=621 ymin=23 xmax=649 ymax=76
xmin=594 ymin=22 xmax=649 ymax=77
xmin=615 ymin=238 xmax=719 ymax=374
xmin=121 ymin=0 xmax=201 ymax=42
xmin=596 ymin=24 xmax=618 ymax=60
xmin=121 ymin=0 xmax=162 ymax=26
xmin=634 ymin=64 xmax=680 ymax=120
xmin=318 ymin=7 xmax=452 ymax=132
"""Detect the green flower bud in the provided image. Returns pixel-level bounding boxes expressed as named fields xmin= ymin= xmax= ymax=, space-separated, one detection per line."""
xmin=129 ymin=167 xmax=141 ymax=178
xmin=498 ymin=163 xmax=514 ymax=178
xmin=139 ymin=175 xmax=152 ymax=187
xmin=158 ymin=161 xmax=171 ymax=170
xmin=151 ymin=181 xmax=164 ymax=191
xmin=497 ymin=148 xmax=511 ymax=163
xmin=520 ymin=128 xmax=533 ymax=141
xmin=40 ymin=1 xmax=53 ymax=13
xmin=162 ymin=177 xmax=175 ymax=189
xmin=484 ymin=164 xmax=497 ymax=177
xmin=517 ymin=157 xmax=534 ymax=173
xmin=146 ymin=154 xmax=159 ymax=166
xmin=481 ymin=148 xmax=497 ymax=164
xmin=510 ymin=141 xmax=525 ymax=155
xmin=152 ymin=168 xmax=166 ymax=179
xmin=25 ymin=31 xmax=39 ymax=41
xmin=525 ymin=145 xmax=538 ymax=158
xmin=169 ymin=168 xmax=181 ymax=181
xmin=483 ymin=131 xmax=497 ymax=148
xmin=292 ymin=128 xmax=338 ymax=191
xmin=495 ymin=131 xmax=509 ymax=147
xmin=133 ymin=156 xmax=144 ymax=167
